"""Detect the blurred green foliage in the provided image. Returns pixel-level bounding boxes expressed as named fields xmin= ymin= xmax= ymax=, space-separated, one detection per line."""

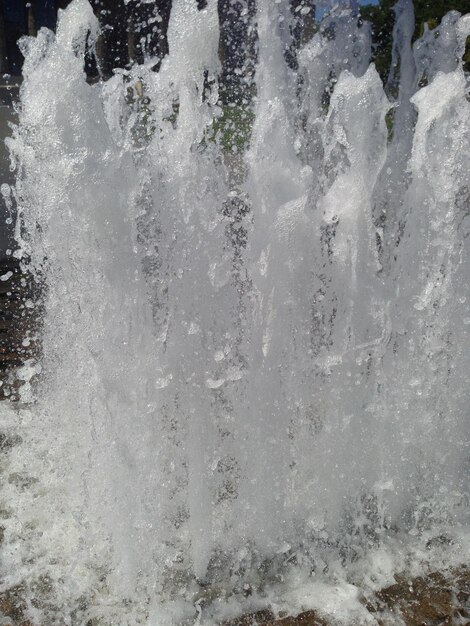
xmin=211 ymin=105 xmax=255 ymax=153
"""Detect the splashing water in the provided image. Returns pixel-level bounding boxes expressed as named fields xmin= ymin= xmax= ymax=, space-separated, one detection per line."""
xmin=1 ymin=0 xmax=470 ymax=623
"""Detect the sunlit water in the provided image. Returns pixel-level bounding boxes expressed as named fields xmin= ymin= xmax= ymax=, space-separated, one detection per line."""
xmin=1 ymin=0 xmax=469 ymax=623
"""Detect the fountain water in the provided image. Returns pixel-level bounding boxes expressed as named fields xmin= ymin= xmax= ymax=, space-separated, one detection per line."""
xmin=1 ymin=0 xmax=469 ymax=623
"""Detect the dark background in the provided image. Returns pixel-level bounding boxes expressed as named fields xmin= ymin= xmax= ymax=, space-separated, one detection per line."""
xmin=0 ymin=1 xmax=467 ymax=79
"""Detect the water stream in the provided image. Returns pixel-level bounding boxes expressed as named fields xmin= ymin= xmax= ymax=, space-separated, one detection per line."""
xmin=1 ymin=0 xmax=469 ymax=623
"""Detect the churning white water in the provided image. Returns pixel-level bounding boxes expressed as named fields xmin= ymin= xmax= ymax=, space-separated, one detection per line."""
xmin=1 ymin=0 xmax=470 ymax=623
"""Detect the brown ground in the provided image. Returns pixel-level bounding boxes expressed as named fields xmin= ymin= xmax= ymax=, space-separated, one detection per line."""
xmin=223 ymin=566 xmax=470 ymax=626
xmin=0 ymin=585 xmax=32 ymax=626
xmin=1 ymin=567 xmax=468 ymax=625
xmin=223 ymin=609 xmax=329 ymax=626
